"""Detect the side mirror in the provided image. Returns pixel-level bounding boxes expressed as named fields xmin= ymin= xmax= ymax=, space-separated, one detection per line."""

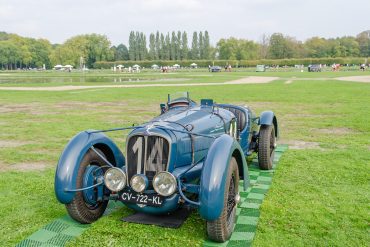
xmin=160 ymin=103 xmax=166 ymax=114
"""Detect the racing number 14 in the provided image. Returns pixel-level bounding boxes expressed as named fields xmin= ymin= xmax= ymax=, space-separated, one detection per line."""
xmin=132 ymin=137 xmax=164 ymax=173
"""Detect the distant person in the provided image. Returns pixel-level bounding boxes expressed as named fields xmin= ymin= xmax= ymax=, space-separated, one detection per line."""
xmin=208 ymin=65 xmax=211 ymax=72
xmin=360 ymin=64 xmax=366 ymax=71
xmin=332 ymin=63 xmax=340 ymax=71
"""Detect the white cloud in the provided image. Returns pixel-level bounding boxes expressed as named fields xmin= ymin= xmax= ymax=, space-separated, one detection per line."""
xmin=0 ymin=0 xmax=368 ymax=45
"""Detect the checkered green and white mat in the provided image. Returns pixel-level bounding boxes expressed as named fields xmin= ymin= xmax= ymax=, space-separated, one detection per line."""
xmin=17 ymin=145 xmax=287 ymax=247
xmin=16 ymin=201 xmax=122 ymax=247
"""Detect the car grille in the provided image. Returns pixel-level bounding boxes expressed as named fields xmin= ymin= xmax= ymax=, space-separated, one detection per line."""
xmin=126 ymin=135 xmax=170 ymax=184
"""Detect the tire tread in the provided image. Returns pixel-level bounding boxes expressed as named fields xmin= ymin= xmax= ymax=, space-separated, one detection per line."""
xmin=207 ymin=158 xmax=239 ymax=242
xmin=65 ymin=149 xmax=108 ymax=224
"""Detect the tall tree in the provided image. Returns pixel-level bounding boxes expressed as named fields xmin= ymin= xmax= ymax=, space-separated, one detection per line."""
xmin=135 ymin=32 xmax=141 ymax=60
xmin=149 ymin=33 xmax=156 ymax=60
xmin=337 ymin=36 xmax=360 ymax=57
xmin=176 ymin=31 xmax=182 ymax=60
xmin=139 ymin=32 xmax=147 ymax=60
xmin=181 ymin=31 xmax=188 ymax=60
xmin=155 ymin=31 xmax=160 ymax=60
xmin=191 ymin=31 xmax=199 ymax=59
xmin=85 ymin=34 xmax=112 ymax=66
xmin=268 ymin=33 xmax=295 ymax=59
xmin=304 ymin=37 xmax=330 ymax=57
xmin=356 ymin=30 xmax=370 ymax=57
xmin=0 ymin=41 xmax=21 ymax=69
xmin=199 ymin=31 xmax=204 ymax=59
xmin=170 ymin=31 xmax=177 ymax=60
xmin=50 ymin=34 xmax=111 ymax=68
xmin=203 ymin=31 xmax=211 ymax=59
xmin=128 ymin=31 xmax=135 ymax=60
xmin=217 ymin=38 xmax=259 ymax=60
xmin=115 ymin=44 xmax=129 ymax=60
xmin=164 ymin=33 xmax=171 ymax=60
xmin=259 ymin=34 xmax=270 ymax=59
xmin=160 ymin=33 xmax=165 ymax=59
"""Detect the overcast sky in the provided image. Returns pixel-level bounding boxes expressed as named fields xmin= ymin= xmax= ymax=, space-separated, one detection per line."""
xmin=0 ymin=0 xmax=369 ymax=45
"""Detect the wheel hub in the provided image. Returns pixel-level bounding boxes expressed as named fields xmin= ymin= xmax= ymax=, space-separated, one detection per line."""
xmin=83 ymin=165 xmax=104 ymax=206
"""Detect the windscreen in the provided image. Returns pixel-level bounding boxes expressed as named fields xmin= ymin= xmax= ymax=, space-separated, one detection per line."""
xmin=168 ymin=92 xmax=189 ymax=104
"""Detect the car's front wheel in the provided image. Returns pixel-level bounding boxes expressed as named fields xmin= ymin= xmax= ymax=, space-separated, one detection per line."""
xmin=207 ymin=157 xmax=239 ymax=242
xmin=66 ymin=148 xmax=109 ymax=224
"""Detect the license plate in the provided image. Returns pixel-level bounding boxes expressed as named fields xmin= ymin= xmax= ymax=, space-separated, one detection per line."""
xmin=120 ymin=192 xmax=163 ymax=207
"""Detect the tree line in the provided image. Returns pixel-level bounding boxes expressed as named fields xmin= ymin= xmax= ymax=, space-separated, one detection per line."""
xmin=0 ymin=32 xmax=52 ymax=70
xmin=0 ymin=30 xmax=369 ymax=69
xmin=127 ymin=31 xmax=211 ymax=61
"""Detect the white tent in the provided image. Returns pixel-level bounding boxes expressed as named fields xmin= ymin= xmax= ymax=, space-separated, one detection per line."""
xmin=190 ymin=63 xmax=197 ymax=68
xmin=64 ymin=65 xmax=73 ymax=68
xmin=173 ymin=64 xmax=180 ymax=68
xmin=116 ymin=64 xmax=124 ymax=68
xmin=151 ymin=64 xmax=159 ymax=69
xmin=54 ymin=64 xmax=63 ymax=70
xmin=133 ymin=64 xmax=141 ymax=68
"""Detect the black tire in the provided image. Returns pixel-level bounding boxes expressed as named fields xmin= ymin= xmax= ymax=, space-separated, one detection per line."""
xmin=258 ymin=125 xmax=276 ymax=170
xmin=207 ymin=157 xmax=239 ymax=242
xmin=66 ymin=148 xmax=108 ymax=224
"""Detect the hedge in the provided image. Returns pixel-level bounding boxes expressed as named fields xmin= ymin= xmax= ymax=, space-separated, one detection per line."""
xmin=94 ymin=57 xmax=368 ymax=69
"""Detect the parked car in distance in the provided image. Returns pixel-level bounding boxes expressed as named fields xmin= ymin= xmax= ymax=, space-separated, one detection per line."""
xmin=210 ymin=66 xmax=222 ymax=72
xmin=308 ymin=64 xmax=322 ymax=72
xmin=256 ymin=64 xmax=266 ymax=72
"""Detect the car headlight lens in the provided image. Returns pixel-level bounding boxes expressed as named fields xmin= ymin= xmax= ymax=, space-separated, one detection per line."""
xmin=153 ymin=172 xmax=177 ymax=197
xmin=130 ymin=174 xmax=148 ymax=193
xmin=104 ymin=167 xmax=126 ymax=192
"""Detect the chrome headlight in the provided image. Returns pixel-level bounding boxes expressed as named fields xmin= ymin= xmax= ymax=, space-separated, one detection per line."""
xmin=152 ymin=172 xmax=177 ymax=197
xmin=104 ymin=167 xmax=126 ymax=192
xmin=130 ymin=174 xmax=148 ymax=193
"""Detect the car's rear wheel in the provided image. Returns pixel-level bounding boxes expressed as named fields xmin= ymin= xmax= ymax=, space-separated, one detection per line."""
xmin=66 ymin=148 xmax=109 ymax=223
xmin=207 ymin=157 xmax=239 ymax=242
xmin=258 ymin=125 xmax=276 ymax=170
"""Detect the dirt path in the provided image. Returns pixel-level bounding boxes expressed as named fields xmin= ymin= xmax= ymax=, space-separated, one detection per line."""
xmin=0 ymin=76 xmax=278 ymax=91
xmin=336 ymin=75 xmax=370 ymax=83
xmin=0 ymin=161 xmax=49 ymax=172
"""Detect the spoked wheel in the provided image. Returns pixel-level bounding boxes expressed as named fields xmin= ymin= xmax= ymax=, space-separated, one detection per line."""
xmin=258 ymin=125 xmax=276 ymax=170
xmin=207 ymin=157 xmax=239 ymax=242
xmin=66 ymin=148 xmax=109 ymax=224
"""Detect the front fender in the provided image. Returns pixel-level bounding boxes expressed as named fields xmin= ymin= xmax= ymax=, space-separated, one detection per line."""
xmin=54 ymin=131 xmax=125 ymax=204
xmin=199 ymin=134 xmax=248 ymax=221
xmin=259 ymin=110 xmax=279 ymax=138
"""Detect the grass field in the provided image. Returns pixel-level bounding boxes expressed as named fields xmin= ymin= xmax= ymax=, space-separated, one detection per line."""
xmin=0 ymin=70 xmax=369 ymax=246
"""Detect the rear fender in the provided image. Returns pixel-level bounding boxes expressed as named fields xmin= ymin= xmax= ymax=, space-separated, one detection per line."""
xmin=259 ymin=111 xmax=279 ymax=138
xmin=199 ymin=134 xmax=249 ymax=221
xmin=54 ymin=131 xmax=125 ymax=204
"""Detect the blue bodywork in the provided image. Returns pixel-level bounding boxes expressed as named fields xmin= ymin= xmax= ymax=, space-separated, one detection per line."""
xmin=55 ymin=94 xmax=278 ymax=222
xmin=260 ymin=110 xmax=279 ymax=138
xmin=199 ymin=134 xmax=249 ymax=220
xmin=55 ymin=131 xmax=124 ymax=204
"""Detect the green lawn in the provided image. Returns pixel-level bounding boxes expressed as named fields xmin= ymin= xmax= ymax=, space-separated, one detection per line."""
xmin=0 ymin=70 xmax=369 ymax=246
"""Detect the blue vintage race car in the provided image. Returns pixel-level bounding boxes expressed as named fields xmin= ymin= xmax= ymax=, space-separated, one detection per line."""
xmin=55 ymin=92 xmax=278 ymax=242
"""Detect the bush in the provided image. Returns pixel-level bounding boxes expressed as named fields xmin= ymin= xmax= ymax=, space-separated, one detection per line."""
xmin=94 ymin=57 xmax=368 ymax=69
